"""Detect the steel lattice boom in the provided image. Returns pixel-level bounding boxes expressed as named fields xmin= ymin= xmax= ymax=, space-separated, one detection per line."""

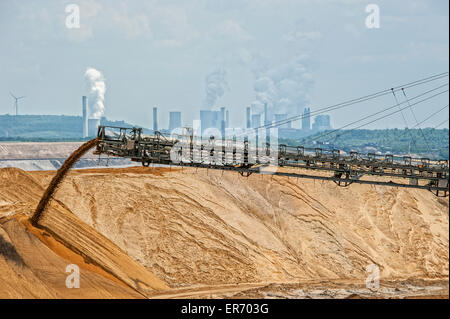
xmin=94 ymin=126 xmax=449 ymax=197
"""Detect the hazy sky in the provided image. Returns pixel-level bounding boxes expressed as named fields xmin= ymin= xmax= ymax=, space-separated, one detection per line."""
xmin=1 ymin=0 xmax=448 ymax=130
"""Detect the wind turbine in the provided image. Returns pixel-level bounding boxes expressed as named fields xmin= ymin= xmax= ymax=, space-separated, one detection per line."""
xmin=10 ymin=92 xmax=25 ymax=116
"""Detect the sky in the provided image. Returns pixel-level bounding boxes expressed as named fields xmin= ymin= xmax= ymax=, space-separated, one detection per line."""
xmin=0 ymin=0 xmax=448 ymax=130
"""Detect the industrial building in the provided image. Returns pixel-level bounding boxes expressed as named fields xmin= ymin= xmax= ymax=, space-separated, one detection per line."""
xmin=88 ymin=118 xmax=100 ymax=137
xmin=251 ymin=114 xmax=261 ymax=128
xmin=200 ymin=110 xmax=221 ymax=135
xmin=312 ymin=114 xmax=332 ymax=132
xmin=302 ymin=107 xmax=311 ymax=131
xmin=169 ymin=111 xmax=182 ymax=132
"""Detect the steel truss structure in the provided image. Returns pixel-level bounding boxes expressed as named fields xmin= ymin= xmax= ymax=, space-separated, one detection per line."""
xmin=94 ymin=126 xmax=449 ymax=197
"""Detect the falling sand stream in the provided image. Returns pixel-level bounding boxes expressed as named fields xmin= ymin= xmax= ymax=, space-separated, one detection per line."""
xmin=30 ymin=138 xmax=99 ymax=226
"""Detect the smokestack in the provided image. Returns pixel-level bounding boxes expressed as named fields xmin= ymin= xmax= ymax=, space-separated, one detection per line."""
xmin=264 ymin=103 xmax=268 ymax=125
xmin=302 ymin=107 xmax=311 ymax=131
xmin=246 ymin=107 xmax=251 ymax=129
xmin=153 ymin=106 xmax=158 ymax=132
xmin=82 ymin=96 xmax=88 ymax=138
xmin=220 ymin=107 xmax=225 ymax=137
xmin=225 ymin=110 xmax=229 ymax=129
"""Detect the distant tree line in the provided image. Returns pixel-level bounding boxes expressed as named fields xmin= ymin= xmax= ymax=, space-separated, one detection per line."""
xmin=0 ymin=115 xmax=136 ymax=141
xmin=280 ymin=128 xmax=449 ymax=160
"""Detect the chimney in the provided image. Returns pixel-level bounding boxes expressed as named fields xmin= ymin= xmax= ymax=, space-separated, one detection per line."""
xmin=82 ymin=96 xmax=88 ymax=138
xmin=246 ymin=107 xmax=251 ymax=129
xmin=225 ymin=110 xmax=229 ymax=128
xmin=153 ymin=106 xmax=158 ymax=132
xmin=220 ymin=107 xmax=225 ymax=138
xmin=264 ymin=103 xmax=268 ymax=125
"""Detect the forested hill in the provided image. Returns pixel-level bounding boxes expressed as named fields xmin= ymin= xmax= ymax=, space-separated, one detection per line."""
xmin=0 ymin=114 xmax=138 ymax=141
xmin=1 ymin=115 xmax=448 ymax=159
xmin=283 ymin=128 xmax=449 ymax=160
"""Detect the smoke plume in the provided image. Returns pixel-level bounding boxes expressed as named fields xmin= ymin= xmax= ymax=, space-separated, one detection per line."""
xmin=84 ymin=67 xmax=106 ymax=119
xmin=204 ymin=67 xmax=229 ymax=109
xmin=252 ymin=55 xmax=314 ymax=119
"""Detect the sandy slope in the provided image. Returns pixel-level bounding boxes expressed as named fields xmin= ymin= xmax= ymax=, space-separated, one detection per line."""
xmin=34 ymin=167 xmax=449 ymax=285
xmin=0 ymin=216 xmax=144 ymax=298
xmin=0 ymin=167 xmax=168 ymax=298
xmin=0 ymin=165 xmax=448 ymax=298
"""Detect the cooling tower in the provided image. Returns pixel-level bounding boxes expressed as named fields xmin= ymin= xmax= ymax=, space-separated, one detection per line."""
xmin=302 ymin=107 xmax=311 ymax=131
xmin=88 ymin=118 xmax=100 ymax=137
xmin=168 ymin=112 xmax=182 ymax=132
xmin=251 ymin=114 xmax=261 ymax=128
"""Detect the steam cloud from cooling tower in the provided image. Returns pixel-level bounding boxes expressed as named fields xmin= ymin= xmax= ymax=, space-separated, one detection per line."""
xmin=84 ymin=67 xmax=106 ymax=119
xmin=251 ymin=54 xmax=314 ymax=120
xmin=204 ymin=67 xmax=229 ymax=109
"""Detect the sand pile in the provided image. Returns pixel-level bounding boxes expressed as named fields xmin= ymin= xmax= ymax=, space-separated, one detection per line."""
xmin=0 ymin=167 xmax=168 ymax=298
xmin=31 ymin=166 xmax=449 ymax=287
xmin=0 ymin=215 xmax=144 ymax=298
xmin=0 ymin=165 xmax=448 ymax=297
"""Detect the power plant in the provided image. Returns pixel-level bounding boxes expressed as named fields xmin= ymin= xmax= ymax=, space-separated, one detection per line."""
xmin=264 ymin=103 xmax=269 ymax=126
xmin=251 ymin=113 xmax=261 ymax=128
xmin=82 ymin=95 xmax=100 ymax=137
xmin=88 ymin=118 xmax=100 ymax=137
xmin=76 ymin=94 xmax=329 ymax=139
xmin=302 ymin=107 xmax=311 ymax=131
xmin=274 ymin=113 xmax=291 ymax=129
xmin=220 ymin=107 xmax=226 ymax=137
xmin=168 ymin=111 xmax=182 ymax=132
xmin=200 ymin=110 xmax=220 ymax=135
xmin=246 ymin=107 xmax=251 ymax=129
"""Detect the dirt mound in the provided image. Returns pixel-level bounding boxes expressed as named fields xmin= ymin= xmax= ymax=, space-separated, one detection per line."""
xmin=31 ymin=166 xmax=449 ymax=287
xmin=0 ymin=167 xmax=169 ymax=298
xmin=0 ymin=165 xmax=448 ymax=297
xmin=0 ymin=215 xmax=142 ymax=298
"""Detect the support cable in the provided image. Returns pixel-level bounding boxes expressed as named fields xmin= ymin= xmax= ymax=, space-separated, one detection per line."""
xmin=252 ymin=72 xmax=448 ymax=131
xmin=402 ymin=88 xmax=431 ymax=153
xmin=323 ymin=89 xmax=449 ymax=143
xmin=308 ymin=83 xmax=448 ymax=142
